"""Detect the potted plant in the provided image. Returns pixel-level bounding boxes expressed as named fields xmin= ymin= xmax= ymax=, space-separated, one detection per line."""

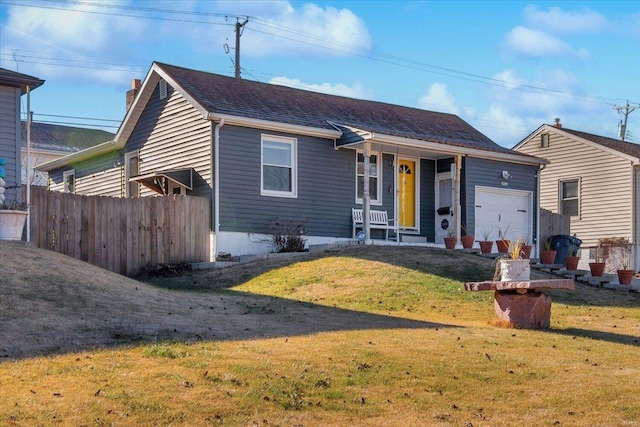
xmin=444 ymin=231 xmax=457 ymax=250
xmin=540 ymin=237 xmax=557 ymax=265
xmin=477 ymin=228 xmax=493 ymax=254
xmin=494 ymin=238 xmax=530 ymax=281
xmin=564 ymin=243 xmax=580 ymax=271
xmin=461 ymin=223 xmax=475 ymax=249
xmin=495 ymin=223 xmax=511 ymax=254
xmin=589 ymin=246 xmax=605 ymax=277
xmin=617 ymin=250 xmax=633 ymax=285
xmin=0 ymin=158 xmax=28 ymax=241
xmin=520 ymin=237 xmax=533 ymax=259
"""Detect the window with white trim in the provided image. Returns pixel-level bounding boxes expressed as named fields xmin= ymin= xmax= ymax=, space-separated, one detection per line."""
xmin=63 ymin=169 xmax=75 ymax=194
xmin=261 ymin=135 xmax=297 ymax=198
xmin=356 ymin=151 xmax=381 ymax=205
xmin=560 ymin=178 xmax=579 ymax=216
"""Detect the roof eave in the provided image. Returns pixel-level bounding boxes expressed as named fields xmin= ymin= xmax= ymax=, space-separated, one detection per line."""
xmin=372 ymin=134 xmax=547 ymax=166
xmin=207 ymin=113 xmax=343 ymax=139
xmin=36 ymin=140 xmax=117 ymax=172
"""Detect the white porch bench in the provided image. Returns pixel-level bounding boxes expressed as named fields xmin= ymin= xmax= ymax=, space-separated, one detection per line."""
xmin=352 ymin=208 xmax=399 ymax=242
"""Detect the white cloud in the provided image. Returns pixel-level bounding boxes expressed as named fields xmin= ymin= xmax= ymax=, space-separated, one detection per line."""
xmin=241 ymin=3 xmax=372 ymax=57
xmin=504 ymin=26 xmax=589 ymax=58
xmin=2 ymin=2 xmax=146 ymax=85
xmin=523 ymin=5 xmax=609 ymax=34
xmin=269 ymin=76 xmax=371 ymax=99
xmin=417 ymin=83 xmax=460 ymax=115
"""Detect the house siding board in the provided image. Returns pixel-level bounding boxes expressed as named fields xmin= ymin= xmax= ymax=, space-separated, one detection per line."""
xmin=420 ymin=158 xmax=436 ymax=240
xmin=635 ymin=167 xmax=640 ymax=244
xmin=0 ymin=85 xmax=21 ymax=202
xmin=126 ymin=84 xmax=212 ymax=198
xmin=219 ymin=125 xmax=355 ymax=237
xmin=517 ymin=132 xmax=632 ymax=247
xmin=464 ymin=157 xmax=538 ymax=242
xmin=49 ymin=151 xmax=124 ymax=196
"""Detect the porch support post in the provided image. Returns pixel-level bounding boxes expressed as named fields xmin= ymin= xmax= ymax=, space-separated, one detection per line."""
xmin=454 ymin=155 xmax=462 ymax=243
xmin=363 ymin=141 xmax=371 ymax=244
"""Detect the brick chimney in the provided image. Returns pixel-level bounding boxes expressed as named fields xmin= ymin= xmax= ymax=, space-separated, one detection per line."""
xmin=126 ymin=79 xmax=142 ymax=112
xmin=553 ymin=117 xmax=562 ymax=128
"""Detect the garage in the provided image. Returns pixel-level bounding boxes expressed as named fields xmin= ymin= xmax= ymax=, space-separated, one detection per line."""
xmin=474 ymin=186 xmax=533 ymax=244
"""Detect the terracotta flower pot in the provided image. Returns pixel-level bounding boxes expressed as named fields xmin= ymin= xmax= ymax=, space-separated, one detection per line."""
xmin=540 ymin=250 xmax=557 ymax=265
xmin=565 ymin=256 xmax=580 ymax=271
xmin=589 ymin=262 xmax=605 ymax=277
xmin=478 ymin=241 xmax=493 ymax=254
xmin=444 ymin=236 xmax=457 ymax=250
xmin=461 ymin=235 xmax=475 ymax=249
xmin=617 ymin=269 xmax=634 ymax=285
xmin=496 ymin=239 xmax=510 ymax=253
xmin=520 ymin=245 xmax=532 ymax=259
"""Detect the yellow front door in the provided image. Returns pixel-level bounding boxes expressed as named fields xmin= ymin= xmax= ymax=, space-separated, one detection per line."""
xmin=398 ymin=160 xmax=416 ymax=228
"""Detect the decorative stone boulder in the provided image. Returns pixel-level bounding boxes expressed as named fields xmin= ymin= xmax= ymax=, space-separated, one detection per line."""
xmin=494 ymin=291 xmax=552 ymax=329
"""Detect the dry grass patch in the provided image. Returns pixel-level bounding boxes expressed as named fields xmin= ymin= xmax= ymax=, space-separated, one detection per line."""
xmin=1 ymin=242 xmax=639 ymax=426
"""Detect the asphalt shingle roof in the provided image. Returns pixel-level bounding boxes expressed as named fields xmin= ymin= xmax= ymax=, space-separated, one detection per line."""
xmin=21 ymin=122 xmax=115 ymax=153
xmin=559 ymin=127 xmax=640 ymax=160
xmin=156 ymin=62 xmax=520 ymax=156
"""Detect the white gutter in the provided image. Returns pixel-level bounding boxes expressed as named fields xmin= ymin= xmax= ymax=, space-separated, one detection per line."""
xmin=36 ymin=140 xmax=117 ymax=172
xmin=213 ymin=118 xmax=224 ymax=259
xmin=26 ymin=89 xmax=31 ymax=242
xmin=372 ymin=134 xmax=547 ymax=166
xmin=208 ymin=113 xmax=342 ymax=139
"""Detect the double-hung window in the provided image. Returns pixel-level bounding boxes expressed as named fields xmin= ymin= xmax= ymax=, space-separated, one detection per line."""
xmin=261 ymin=135 xmax=297 ymax=198
xmin=560 ymin=178 xmax=579 ymax=216
xmin=356 ymin=151 xmax=381 ymax=205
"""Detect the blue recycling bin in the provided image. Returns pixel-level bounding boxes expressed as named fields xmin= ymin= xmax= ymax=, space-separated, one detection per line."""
xmin=551 ymin=235 xmax=582 ymax=265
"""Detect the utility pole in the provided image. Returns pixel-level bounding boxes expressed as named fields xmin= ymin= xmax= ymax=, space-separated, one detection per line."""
xmin=614 ymin=100 xmax=639 ymax=142
xmin=234 ymin=18 xmax=248 ymax=79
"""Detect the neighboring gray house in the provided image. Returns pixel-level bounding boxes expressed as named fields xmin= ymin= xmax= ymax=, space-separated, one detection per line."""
xmin=514 ymin=121 xmax=640 ymax=271
xmin=39 ymin=62 xmax=545 ymax=258
xmin=0 ymin=68 xmax=44 ymax=203
xmin=21 ymin=121 xmax=115 ymax=186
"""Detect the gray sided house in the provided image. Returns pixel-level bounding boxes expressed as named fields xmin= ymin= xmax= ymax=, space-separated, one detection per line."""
xmin=0 ymin=68 xmax=44 ymax=203
xmin=515 ymin=122 xmax=640 ymax=270
xmin=39 ymin=62 xmax=545 ymax=258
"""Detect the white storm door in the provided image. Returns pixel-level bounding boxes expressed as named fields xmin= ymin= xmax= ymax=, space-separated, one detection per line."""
xmin=435 ymin=169 xmax=455 ymax=244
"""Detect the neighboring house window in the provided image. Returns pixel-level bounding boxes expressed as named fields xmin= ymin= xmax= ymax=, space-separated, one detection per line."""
xmin=356 ymin=151 xmax=381 ymax=205
xmin=560 ymin=178 xmax=579 ymax=216
xmin=159 ymin=79 xmax=167 ymax=100
xmin=261 ymin=135 xmax=297 ymax=198
xmin=125 ymin=150 xmax=140 ymax=198
xmin=63 ymin=169 xmax=75 ymax=194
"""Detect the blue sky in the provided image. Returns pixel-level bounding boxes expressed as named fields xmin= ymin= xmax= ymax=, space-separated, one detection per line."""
xmin=1 ymin=0 xmax=639 ymax=147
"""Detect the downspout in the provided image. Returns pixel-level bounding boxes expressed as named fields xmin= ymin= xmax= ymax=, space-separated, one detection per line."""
xmin=363 ymin=140 xmax=371 ymax=244
xmin=536 ymin=163 xmax=545 ymax=259
xmin=212 ymin=118 xmax=224 ymax=260
xmin=26 ymin=86 xmax=31 ymax=242
xmin=454 ymin=155 xmax=462 ymax=243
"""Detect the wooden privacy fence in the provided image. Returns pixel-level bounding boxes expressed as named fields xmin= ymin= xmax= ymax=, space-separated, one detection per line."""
xmin=540 ymin=208 xmax=570 ymax=241
xmin=29 ymin=187 xmax=210 ymax=276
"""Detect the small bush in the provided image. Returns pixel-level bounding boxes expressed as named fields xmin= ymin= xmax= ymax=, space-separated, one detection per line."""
xmin=268 ymin=217 xmax=308 ymax=253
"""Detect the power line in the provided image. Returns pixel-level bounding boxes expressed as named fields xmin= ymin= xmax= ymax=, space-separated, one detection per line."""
xmin=34 ymin=113 xmax=122 ymax=123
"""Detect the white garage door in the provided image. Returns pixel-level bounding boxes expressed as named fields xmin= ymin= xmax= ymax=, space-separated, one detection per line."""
xmin=475 ymin=186 xmax=532 ymax=243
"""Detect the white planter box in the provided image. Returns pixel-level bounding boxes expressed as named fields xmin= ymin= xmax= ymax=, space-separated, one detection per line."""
xmin=499 ymin=259 xmax=531 ymax=281
xmin=0 ymin=210 xmax=27 ymax=241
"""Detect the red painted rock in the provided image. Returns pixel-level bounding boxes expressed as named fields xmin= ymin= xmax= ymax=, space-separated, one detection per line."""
xmin=493 ymin=291 xmax=552 ymax=329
